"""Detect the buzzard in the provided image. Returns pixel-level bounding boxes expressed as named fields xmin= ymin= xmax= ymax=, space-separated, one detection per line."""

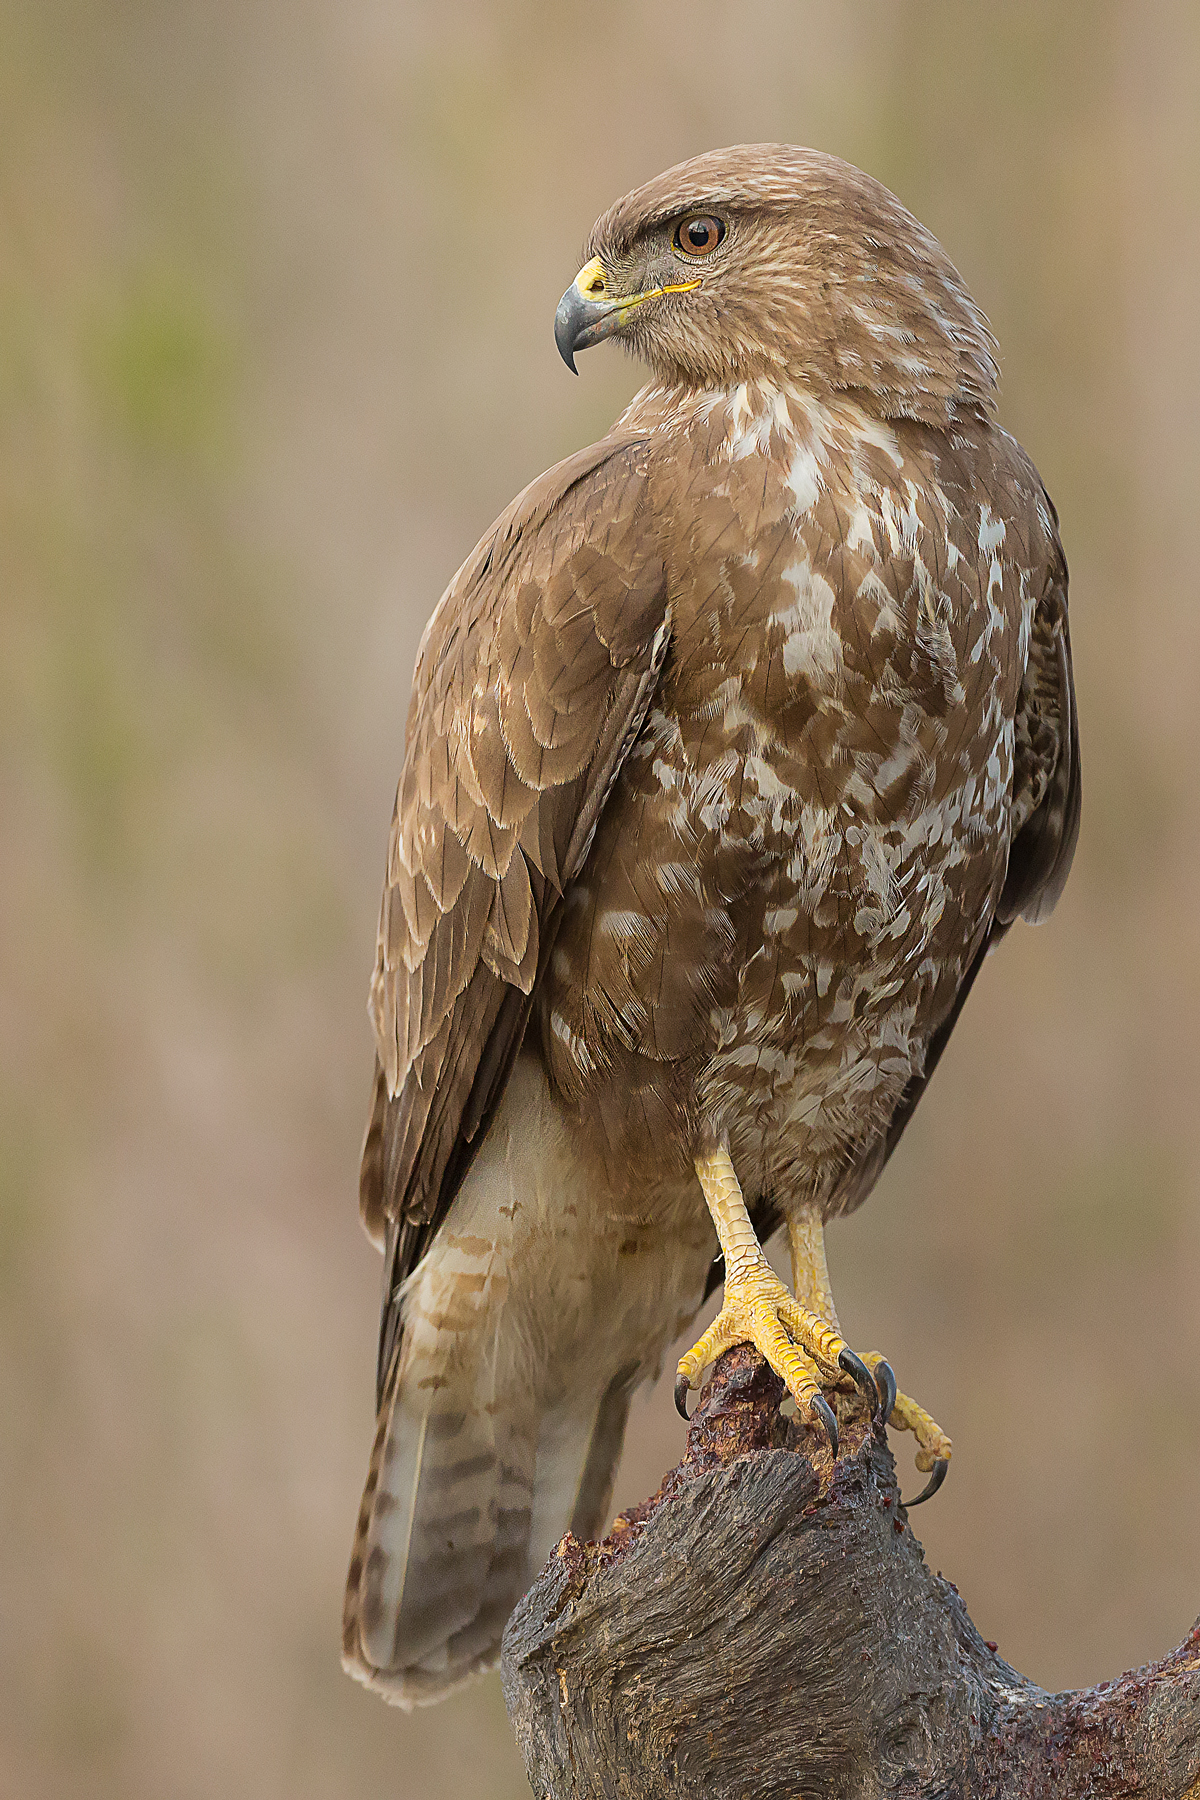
xmin=342 ymin=146 xmax=1080 ymax=1706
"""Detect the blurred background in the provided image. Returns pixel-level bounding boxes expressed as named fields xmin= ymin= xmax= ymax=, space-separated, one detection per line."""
xmin=2 ymin=1 xmax=1198 ymax=1795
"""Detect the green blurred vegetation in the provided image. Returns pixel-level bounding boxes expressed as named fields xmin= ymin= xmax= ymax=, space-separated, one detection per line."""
xmin=88 ymin=269 xmax=233 ymax=462
xmin=1 ymin=3 xmax=1198 ymax=1798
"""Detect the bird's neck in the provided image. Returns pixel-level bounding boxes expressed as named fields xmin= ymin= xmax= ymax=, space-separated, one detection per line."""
xmin=612 ymin=376 xmax=908 ymax=475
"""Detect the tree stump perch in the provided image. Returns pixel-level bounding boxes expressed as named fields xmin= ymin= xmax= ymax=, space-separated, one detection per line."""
xmin=501 ymin=1345 xmax=1200 ymax=1798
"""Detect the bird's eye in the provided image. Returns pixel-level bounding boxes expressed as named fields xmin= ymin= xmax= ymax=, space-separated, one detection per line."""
xmin=674 ymin=214 xmax=726 ymax=257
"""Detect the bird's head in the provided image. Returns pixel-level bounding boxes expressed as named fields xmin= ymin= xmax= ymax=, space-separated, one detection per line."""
xmin=555 ymin=145 xmax=998 ymax=426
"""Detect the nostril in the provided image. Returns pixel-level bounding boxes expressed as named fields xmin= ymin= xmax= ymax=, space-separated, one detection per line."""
xmin=587 ymin=278 xmax=604 ymax=295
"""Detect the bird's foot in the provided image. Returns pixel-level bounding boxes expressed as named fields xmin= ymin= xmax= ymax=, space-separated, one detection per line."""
xmin=861 ymin=1351 xmax=951 ymax=1504
xmin=674 ymin=1255 xmax=883 ymax=1457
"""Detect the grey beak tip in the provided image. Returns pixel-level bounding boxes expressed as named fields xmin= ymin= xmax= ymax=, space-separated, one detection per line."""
xmin=556 ymin=278 xmax=624 ymax=373
xmin=554 ymin=290 xmax=580 ymax=374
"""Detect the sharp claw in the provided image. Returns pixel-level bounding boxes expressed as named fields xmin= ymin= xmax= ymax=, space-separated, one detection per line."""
xmin=903 ymin=1457 xmax=949 ymax=1507
xmin=811 ymin=1393 xmax=839 ymax=1458
xmin=873 ymin=1359 xmax=897 ymax=1426
xmin=674 ymin=1372 xmax=693 ymax=1421
xmin=838 ymin=1346 xmax=880 ymax=1417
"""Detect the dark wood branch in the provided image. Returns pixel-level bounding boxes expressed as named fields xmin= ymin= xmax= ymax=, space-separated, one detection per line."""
xmin=501 ymin=1346 xmax=1200 ymax=1799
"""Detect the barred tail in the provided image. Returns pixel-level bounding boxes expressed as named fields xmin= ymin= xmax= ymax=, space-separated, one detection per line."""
xmin=342 ymin=1317 xmax=636 ymax=1708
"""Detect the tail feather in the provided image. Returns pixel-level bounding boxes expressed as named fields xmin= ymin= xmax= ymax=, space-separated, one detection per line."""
xmin=343 ymin=1270 xmax=538 ymax=1696
xmin=527 ymin=1360 xmax=638 ymax=1571
xmin=343 ymin=1328 xmax=636 ymax=1707
xmin=568 ymin=1361 xmax=638 ymax=1542
xmin=342 ymin=1053 xmax=708 ymax=1707
xmin=366 ymin=1398 xmax=512 ymax=1668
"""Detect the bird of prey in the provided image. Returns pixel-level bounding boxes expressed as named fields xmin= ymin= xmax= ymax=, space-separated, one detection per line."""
xmin=342 ymin=145 xmax=1080 ymax=1707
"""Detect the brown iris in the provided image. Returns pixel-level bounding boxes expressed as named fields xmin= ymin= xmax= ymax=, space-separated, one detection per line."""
xmin=674 ymin=214 xmax=726 ymax=256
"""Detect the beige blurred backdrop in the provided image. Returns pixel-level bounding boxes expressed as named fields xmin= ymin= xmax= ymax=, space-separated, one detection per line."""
xmin=2 ymin=2 xmax=1199 ymax=1795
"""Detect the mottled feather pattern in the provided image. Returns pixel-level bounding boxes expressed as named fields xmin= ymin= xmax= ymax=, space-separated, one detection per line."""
xmin=344 ymin=145 xmax=1079 ymax=1706
xmin=537 ymin=381 xmax=1071 ymax=1220
xmin=365 ymin=440 xmax=670 ymax=1245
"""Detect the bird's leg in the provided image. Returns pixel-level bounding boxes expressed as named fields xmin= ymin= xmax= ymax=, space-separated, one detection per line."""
xmin=675 ymin=1147 xmax=882 ymax=1456
xmin=786 ymin=1204 xmax=953 ymax=1504
xmin=787 ymin=1202 xmax=842 ymax=1330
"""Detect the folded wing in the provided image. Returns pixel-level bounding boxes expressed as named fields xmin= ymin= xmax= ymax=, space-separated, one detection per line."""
xmin=361 ymin=434 xmax=672 ymax=1401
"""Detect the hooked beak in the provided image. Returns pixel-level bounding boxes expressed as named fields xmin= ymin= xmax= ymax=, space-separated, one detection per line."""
xmin=554 ymin=255 xmax=700 ymax=373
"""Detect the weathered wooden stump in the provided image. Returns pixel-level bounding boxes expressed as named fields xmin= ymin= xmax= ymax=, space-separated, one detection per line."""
xmin=502 ymin=1345 xmax=1200 ymax=1798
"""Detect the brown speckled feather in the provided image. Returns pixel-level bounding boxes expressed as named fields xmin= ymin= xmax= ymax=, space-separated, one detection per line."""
xmin=798 ymin=534 xmax=1080 ymax=1246
xmin=345 ymin=145 xmax=1081 ymax=1706
xmin=364 ymin=438 xmax=671 ymax=1396
xmin=530 ymin=387 xmax=1079 ymax=1231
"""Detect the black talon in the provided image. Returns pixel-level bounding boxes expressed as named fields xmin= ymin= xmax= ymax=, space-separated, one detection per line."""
xmin=838 ymin=1346 xmax=880 ymax=1417
xmin=811 ymin=1393 xmax=839 ymax=1458
xmin=873 ymin=1359 xmax=897 ymax=1426
xmin=903 ymin=1457 xmax=949 ymax=1507
xmin=674 ymin=1372 xmax=693 ymax=1421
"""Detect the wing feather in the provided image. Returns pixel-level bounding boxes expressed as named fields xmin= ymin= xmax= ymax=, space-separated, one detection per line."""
xmin=996 ymin=557 xmax=1081 ymax=926
xmin=363 ymin=435 xmax=671 ymax=1402
xmin=831 ymin=498 xmax=1080 ymax=1224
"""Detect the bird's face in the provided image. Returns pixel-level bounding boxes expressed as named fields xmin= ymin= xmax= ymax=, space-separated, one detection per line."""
xmin=555 ymin=145 xmax=998 ymax=424
xmin=557 ymin=205 xmax=818 ymax=394
xmin=554 ymin=211 xmax=728 ymax=379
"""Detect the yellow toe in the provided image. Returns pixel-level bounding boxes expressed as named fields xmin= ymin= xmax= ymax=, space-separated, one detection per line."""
xmin=676 ymin=1255 xmax=851 ymax=1435
xmin=862 ymin=1351 xmax=952 ymax=1473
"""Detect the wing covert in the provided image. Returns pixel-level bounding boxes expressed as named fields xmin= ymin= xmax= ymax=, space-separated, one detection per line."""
xmin=996 ymin=546 xmax=1080 ymax=927
xmin=362 ymin=435 xmax=671 ymax=1396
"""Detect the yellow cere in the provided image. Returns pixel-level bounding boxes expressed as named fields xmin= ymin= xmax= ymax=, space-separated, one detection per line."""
xmin=572 ymin=254 xmax=702 ymax=311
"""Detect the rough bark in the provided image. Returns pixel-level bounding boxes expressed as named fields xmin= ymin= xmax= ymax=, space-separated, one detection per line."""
xmin=501 ymin=1346 xmax=1200 ymax=1799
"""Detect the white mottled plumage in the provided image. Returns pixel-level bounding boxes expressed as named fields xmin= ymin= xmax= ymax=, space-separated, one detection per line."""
xmin=342 ymin=146 xmax=1079 ymax=1706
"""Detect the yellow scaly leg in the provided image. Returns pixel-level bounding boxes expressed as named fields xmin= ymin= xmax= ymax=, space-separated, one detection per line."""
xmin=787 ymin=1203 xmax=842 ymax=1328
xmin=787 ymin=1203 xmax=952 ymax=1505
xmin=675 ymin=1147 xmax=881 ymax=1456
